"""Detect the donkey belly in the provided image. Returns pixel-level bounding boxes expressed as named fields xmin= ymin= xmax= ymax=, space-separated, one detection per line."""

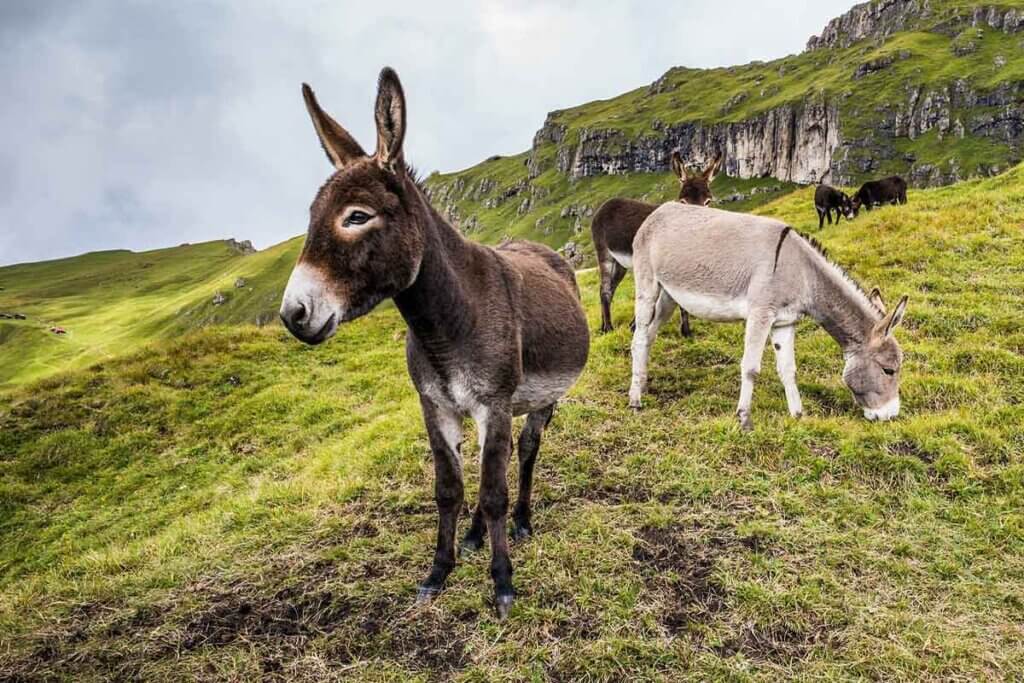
xmin=662 ymin=285 xmax=749 ymax=322
xmin=511 ymin=371 xmax=580 ymax=416
xmin=609 ymin=250 xmax=633 ymax=269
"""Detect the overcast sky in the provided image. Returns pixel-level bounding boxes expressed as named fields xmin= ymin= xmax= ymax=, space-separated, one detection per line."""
xmin=0 ymin=0 xmax=856 ymax=266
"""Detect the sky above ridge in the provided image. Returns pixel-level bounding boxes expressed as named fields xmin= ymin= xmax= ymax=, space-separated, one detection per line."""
xmin=0 ymin=0 xmax=855 ymax=265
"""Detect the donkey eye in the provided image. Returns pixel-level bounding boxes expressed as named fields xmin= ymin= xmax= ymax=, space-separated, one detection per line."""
xmin=704 ymin=198 xmax=712 ymax=206
xmin=343 ymin=210 xmax=373 ymax=227
xmin=883 ymin=368 xmax=896 ymax=376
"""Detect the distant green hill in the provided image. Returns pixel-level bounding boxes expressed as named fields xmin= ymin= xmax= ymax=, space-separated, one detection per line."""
xmin=425 ymin=0 xmax=1024 ymax=259
xmin=0 ymin=238 xmax=301 ymax=388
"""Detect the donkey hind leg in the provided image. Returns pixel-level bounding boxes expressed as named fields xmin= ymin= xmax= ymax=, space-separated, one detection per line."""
xmin=599 ymin=257 xmax=628 ymax=333
xmin=771 ymin=324 xmax=803 ymax=418
xmin=417 ymin=397 xmax=464 ymax=603
xmin=511 ymin=403 xmax=555 ymax=541
xmin=817 ymin=207 xmax=825 ymax=230
xmin=476 ymin=408 xmax=516 ymax=618
xmin=736 ymin=311 xmax=774 ymax=431
xmin=629 ymin=284 xmax=671 ymax=409
xmin=679 ymin=307 xmax=693 ymax=338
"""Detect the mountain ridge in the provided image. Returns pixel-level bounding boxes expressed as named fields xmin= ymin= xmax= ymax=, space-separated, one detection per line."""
xmin=424 ymin=0 xmax=1024 ymax=258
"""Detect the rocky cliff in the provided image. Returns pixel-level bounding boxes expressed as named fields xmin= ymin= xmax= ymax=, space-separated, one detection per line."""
xmin=808 ymin=0 xmax=1024 ymax=50
xmin=534 ymin=100 xmax=841 ymax=184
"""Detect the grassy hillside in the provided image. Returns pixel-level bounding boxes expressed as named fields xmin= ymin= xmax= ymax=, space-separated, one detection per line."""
xmin=425 ymin=0 xmax=1024 ymax=259
xmin=0 ymin=238 xmax=302 ymax=389
xmin=2 ymin=166 xmax=1022 ymax=680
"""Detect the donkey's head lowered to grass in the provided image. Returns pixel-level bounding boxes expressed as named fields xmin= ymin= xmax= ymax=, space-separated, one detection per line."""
xmin=842 ymin=292 xmax=908 ymax=421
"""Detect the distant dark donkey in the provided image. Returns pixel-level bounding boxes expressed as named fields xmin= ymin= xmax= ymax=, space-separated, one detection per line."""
xmin=814 ymin=184 xmax=854 ymax=229
xmin=280 ymin=68 xmax=590 ymax=619
xmin=852 ymin=176 xmax=908 ymax=214
xmin=592 ymin=151 xmax=722 ymax=334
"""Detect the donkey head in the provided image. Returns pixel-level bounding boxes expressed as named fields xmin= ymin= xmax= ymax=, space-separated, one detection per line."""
xmin=842 ymin=294 xmax=909 ymax=421
xmin=280 ymin=68 xmax=425 ymax=345
xmin=672 ymin=151 xmax=722 ymax=206
xmin=840 ymin=192 xmax=856 ymax=219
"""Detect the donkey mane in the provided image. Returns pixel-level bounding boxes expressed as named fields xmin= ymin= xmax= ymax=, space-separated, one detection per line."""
xmin=790 ymin=228 xmax=884 ymax=318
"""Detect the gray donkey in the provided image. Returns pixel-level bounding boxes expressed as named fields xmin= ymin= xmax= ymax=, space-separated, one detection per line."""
xmin=628 ymin=203 xmax=908 ymax=430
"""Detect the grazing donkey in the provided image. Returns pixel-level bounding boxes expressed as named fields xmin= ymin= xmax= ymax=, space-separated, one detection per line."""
xmin=592 ymin=151 xmax=722 ymax=334
xmin=814 ymin=184 xmax=855 ymax=229
xmin=852 ymin=176 xmax=907 ymax=214
xmin=628 ymin=203 xmax=909 ymax=430
xmin=280 ymin=68 xmax=590 ymax=618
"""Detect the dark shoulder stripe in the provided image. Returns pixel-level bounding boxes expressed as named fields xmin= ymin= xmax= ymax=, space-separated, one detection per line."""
xmin=773 ymin=226 xmax=791 ymax=273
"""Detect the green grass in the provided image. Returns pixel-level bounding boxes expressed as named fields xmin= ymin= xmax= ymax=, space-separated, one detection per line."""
xmin=2 ymin=165 xmax=1023 ymax=680
xmin=0 ymin=238 xmax=303 ymax=389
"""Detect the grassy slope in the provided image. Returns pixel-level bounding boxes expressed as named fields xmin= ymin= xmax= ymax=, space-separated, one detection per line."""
xmin=0 ymin=238 xmax=303 ymax=389
xmin=425 ymin=0 xmax=1024 ymax=257
xmin=2 ymin=167 xmax=1023 ymax=680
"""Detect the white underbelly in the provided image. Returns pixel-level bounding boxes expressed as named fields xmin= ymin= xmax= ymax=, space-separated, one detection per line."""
xmin=663 ymin=285 xmax=749 ymax=322
xmin=609 ymin=250 xmax=633 ymax=269
xmin=511 ymin=371 xmax=579 ymax=416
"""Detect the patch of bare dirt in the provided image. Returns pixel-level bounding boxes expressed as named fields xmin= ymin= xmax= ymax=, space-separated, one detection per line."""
xmin=632 ymin=525 xmax=729 ymax=633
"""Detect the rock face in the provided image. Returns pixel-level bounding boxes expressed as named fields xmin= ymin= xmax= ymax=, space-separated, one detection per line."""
xmin=835 ymin=79 xmax=1024 ymax=186
xmin=548 ymin=101 xmax=841 ymax=185
xmin=226 ymin=239 xmax=256 ymax=255
xmin=807 ymin=0 xmax=934 ymax=51
xmin=807 ymin=0 xmax=1024 ymax=51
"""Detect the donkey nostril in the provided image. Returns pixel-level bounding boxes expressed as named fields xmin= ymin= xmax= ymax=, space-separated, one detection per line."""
xmin=281 ymin=302 xmax=309 ymax=331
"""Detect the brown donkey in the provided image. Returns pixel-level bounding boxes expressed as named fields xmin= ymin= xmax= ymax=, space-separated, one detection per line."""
xmin=592 ymin=151 xmax=722 ymax=334
xmin=279 ymin=68 xmax=590 ymax=619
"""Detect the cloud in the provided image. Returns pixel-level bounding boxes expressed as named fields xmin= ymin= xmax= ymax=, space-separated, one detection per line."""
xmin=0 ymin=0 xmax=855 ymax=266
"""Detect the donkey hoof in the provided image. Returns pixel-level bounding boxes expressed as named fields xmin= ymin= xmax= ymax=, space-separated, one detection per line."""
xmin=494 ymin=592 xmax=515 ymax=621
xmin=459 ymin=537 xmax=484 ymax=558
xmin=511 ymin=523 xmax=532 ymax=542
xmin=415 ymin=585 xmax=442 ymax=605
xmin=739 ymin=417 xmax=754 ymax=432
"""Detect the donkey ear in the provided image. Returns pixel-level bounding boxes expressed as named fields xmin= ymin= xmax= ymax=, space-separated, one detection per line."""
xmin=670 ymin=150 xmax=685 ymax=180
xmin=302 ymin=83 xmax=367 ymax=170
xmin=374 ymin=67 xmax=407 ymax=171
xmin=703 ymin=154 xmax=723 ymax=183
xmin=868 ymin=287 xmax=886 ymax=311
xmin=877 ymin=295 xmax=908 ymax=338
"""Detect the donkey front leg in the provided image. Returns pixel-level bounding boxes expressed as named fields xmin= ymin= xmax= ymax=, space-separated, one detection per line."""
xmin=417 ymin=397 xmax=464 ymax=603
xmin=477 ymin=408 xmax=516 ymax=618
xmin=511 ymin=403 xmax=555 ymax=541
xmin=737 ymin=312 xmax=774 ymax=431
xmin=771 ymin=324 xmax=804 ymax=418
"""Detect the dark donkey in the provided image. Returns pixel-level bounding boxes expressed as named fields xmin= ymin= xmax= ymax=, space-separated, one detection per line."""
xmin=852 ymin=175 xmax=907 ymax=214
xmin=280 ymin=68 xmax=590 ymax=619
xmin=814 ymin=184 xmax=854 ymax=229
xmin=592 ymin=151 xmax=722 ymax=334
